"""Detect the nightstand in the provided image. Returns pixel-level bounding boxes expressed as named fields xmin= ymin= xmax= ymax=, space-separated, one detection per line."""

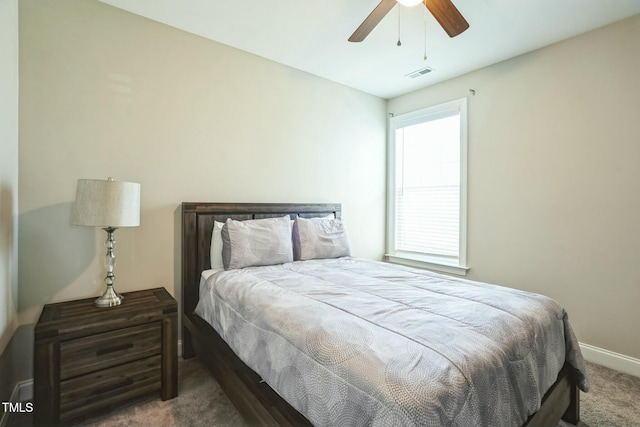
xmin=33 ymin=287 xmax=178 ymax=425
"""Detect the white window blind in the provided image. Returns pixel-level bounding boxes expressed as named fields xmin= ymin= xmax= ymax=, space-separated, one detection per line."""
xmin=387 ymin=98 xmax=467 ymax=274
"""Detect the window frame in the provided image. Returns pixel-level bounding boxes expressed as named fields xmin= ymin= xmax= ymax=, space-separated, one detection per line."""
xmin=386 ymin=97 xmax=469 ymax=276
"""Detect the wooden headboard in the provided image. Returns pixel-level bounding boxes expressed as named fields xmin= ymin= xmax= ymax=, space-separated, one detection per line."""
xmin=181 ymin=202 xmax=342 ymax=317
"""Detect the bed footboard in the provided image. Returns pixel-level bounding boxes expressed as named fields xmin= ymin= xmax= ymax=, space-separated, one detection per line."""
xmin=524 ymin=364 xmax=584 ymax=427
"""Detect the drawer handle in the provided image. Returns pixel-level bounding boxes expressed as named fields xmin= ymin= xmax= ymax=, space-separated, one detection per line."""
xmin=96 ymin=343 xmax=134 ymax=356
xmin=94 ymin=378 xmax=134 ymax=396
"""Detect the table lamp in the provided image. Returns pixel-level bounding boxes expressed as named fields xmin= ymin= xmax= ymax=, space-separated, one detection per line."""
xmin=72 ymin=177 xmax=140 ymax=307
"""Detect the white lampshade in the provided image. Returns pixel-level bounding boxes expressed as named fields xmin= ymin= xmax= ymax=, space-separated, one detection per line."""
xmin=72 ymin=177 xmax=140 ymax=227
xmin=397 ymin=0 xmax=423 ymax=6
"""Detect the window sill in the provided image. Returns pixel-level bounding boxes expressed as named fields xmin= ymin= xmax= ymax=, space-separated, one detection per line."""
xmin=385 ymin=254 xmax=469 ymax=276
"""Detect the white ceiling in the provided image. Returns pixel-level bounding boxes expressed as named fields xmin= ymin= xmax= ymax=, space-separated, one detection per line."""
xmin=99 ymin=0 xmax=640 ymax=99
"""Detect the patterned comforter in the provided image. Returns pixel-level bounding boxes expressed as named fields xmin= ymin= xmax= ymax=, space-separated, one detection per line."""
xmin=195 ymin=257 xmax=589 ymax=427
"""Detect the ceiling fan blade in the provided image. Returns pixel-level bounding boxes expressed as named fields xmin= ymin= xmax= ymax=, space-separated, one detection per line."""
xmin=424 ymin=0 xmax=469 ymax=38
xmin=348 ymin=0 xmax=397 ymax=42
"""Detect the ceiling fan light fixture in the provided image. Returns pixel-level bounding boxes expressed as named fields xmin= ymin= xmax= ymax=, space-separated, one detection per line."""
xmin=348 ymin=0 xmax=469 ymax=43
xmin=397 ymin=0 xmax=423 ymax=7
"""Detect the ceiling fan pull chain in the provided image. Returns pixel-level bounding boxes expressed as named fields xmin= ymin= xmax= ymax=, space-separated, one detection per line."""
xmin=423 ymin=7 xmax=428 ymax=60
xmin=397 ymin=6 xmax=402 ymax=46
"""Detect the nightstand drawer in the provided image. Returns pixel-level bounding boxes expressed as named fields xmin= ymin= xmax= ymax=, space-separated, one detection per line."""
xmin=59 ymin=354 xmax=162 ymax=422
xmin=60 ymin=322 xmax=161 ymax=379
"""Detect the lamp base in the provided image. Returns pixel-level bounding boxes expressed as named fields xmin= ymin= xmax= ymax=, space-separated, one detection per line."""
xmin=95 ymin=285 xmax=123 ymax=307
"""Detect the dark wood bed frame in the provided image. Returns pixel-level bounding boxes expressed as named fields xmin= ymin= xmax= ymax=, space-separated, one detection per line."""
xmin=181 ymin=202 xmax=585 ymax=427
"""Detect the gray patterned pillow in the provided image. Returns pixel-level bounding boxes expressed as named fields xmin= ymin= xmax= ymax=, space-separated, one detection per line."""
xmin=221 ymin=215 xmax=293 ymax=270
xmin=293 ymin=217 xmax=351 ymax=261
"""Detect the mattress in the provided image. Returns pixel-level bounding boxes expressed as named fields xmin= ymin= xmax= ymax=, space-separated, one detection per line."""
xmin=195 ymin=257 xmax=589 ymax=427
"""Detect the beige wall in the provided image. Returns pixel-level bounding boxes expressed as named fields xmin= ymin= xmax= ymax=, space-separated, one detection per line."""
xmin=16 ymin=0 xmax=639 ymax=364
xmin=389 ymin=16 xmax=640 ymax=359
xmin=18 ymin=0 xmax=386 ymax=323
xmin=0 ymin=0 xmax=20 ymax=356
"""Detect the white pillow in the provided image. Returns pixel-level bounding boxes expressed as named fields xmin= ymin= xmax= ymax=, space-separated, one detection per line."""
xmin=292 ymin=216 xmax=351 ymax=261
xmin=221 ymin=215 xmax=294 ymax=270
xmin=209 ymin=221 xmax=225 ymax=270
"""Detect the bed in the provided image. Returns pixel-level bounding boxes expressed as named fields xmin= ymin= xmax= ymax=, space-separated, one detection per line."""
xmin=181 ymin=202 xmax=588 ymax=427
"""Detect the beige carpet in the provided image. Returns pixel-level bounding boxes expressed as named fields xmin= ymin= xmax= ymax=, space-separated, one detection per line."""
xmin=574 ymin=361 xmax=640 ymax=427
xmin=9 ymin=359 xmax=640 ymax=427
xmin=71 ymin=358 xmax=246 ymax=427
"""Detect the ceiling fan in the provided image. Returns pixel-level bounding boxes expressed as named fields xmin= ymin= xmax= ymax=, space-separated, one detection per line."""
xmin=348 ymin=0 xmax=469 ymax=42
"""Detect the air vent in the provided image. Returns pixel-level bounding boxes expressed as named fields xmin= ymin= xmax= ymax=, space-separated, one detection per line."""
xmin=406 ymin=67 xmax=433 ymax=79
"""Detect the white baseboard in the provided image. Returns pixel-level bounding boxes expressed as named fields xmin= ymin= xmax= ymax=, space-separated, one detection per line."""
xmin=580 ymin=342 xmax=640 ymax=378
xmin=0 ymin=379 xmax=33 ymax=427
xmin=17 ymin=379 xmax=33 ymax=402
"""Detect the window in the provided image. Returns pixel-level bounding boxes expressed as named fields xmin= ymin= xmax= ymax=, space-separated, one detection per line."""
xmin=387 ymin=98 xmax=468 ymax=275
